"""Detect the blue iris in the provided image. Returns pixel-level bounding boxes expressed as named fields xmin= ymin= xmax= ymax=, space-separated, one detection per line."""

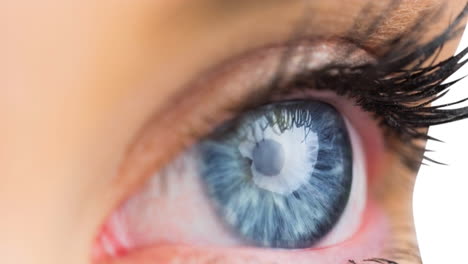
xmin=197 ymin=101 xmax=353 ymax=248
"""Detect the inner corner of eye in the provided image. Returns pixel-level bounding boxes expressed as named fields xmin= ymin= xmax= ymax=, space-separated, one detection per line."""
xmin=94 ymin=99 xmax=379 ymax=260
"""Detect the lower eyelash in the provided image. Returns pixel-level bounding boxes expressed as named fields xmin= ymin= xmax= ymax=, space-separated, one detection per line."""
xmin=266 ymin=1 xmax=468 ymax=171
xmin=348 ymin=259 xmax=399 ymax=264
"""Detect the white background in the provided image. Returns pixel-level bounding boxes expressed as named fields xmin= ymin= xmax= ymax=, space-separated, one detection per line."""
xmin=413 ymin=23 xmax=468 ymax=263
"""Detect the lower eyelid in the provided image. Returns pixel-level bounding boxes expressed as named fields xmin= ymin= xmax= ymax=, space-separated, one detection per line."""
xmin=96 ymin=202 xmax=389 ymax=264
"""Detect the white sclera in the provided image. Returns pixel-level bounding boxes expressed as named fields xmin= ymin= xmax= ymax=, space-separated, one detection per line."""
xmin=316 ymin=117 xmax=367 ymax=247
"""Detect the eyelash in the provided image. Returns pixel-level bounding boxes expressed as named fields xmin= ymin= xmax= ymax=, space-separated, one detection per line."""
xmin=235 ymin=2 xmax=468 ymax=171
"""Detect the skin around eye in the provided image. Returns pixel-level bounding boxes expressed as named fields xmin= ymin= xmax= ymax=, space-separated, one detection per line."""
xmin=88 ymin=4 xmax=465 ymax=264
xmin=94 ymin=94 xmax=387 ymax=263
xmin=5 ymin=1 xmax=468 ymax=264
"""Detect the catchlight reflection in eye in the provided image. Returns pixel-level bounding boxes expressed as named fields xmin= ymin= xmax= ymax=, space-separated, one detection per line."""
xmin=94 ymin=99 xmax=369 ymax=258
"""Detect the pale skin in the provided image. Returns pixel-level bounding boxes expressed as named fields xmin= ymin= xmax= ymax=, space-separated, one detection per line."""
xmin=3 ymin=1 xmax=467 ymax=264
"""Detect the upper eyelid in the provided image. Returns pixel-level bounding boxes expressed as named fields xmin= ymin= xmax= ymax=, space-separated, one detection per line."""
xmin=110 ymin=38 xmax=368 ymax=199
xmin=148 ymin=1 xmax=466 ymax=136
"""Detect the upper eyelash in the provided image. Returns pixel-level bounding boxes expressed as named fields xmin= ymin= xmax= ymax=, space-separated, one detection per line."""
xmin=258 ymin=1 xmax=468 ymax=171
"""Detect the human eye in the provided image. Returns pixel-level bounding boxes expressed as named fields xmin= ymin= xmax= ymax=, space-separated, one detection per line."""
xmin=92 ymin=2 xmax=468 ymax=264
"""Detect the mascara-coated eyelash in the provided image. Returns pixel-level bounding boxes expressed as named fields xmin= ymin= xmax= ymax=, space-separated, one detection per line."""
xmin=242 ymin=1 xmax=468 ymax=171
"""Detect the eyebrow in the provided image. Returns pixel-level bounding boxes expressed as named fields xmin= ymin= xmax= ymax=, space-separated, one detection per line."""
xmin=176 ymin=0 xmax=447 ymax=50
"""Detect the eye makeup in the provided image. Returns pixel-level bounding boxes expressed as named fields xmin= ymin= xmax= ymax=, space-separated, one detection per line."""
xmin=94 ymin=2 xmax=468 ymax=264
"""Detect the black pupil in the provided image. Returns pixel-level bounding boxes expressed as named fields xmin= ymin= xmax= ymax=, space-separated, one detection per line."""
xmin=252 ymin=139 xmax=285 ymax=176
